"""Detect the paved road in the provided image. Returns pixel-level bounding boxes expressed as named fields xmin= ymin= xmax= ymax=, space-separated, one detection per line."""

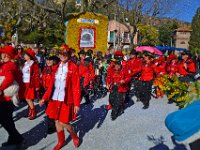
xmin=0 ymin=94 xmax=190 ymax=150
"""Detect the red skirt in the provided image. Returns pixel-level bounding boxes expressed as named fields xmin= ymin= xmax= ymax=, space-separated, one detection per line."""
xmin=46 ymin=100 xmax=75 ymax=123
xmin=24 ymin=83 xmax=35 ymax=100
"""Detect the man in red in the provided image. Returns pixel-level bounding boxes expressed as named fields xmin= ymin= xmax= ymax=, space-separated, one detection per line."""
xmin=78 ymin=49 xmax=95 ymax=104
xmin=137 ymin=51 xmax=155 ymax=109
xmin=127 ymin=49 xmax=142 ymax=100
xmin=106 ymin=60 xmax=130 ymax=120
xmin=176 ymin=51 xmax=196 ymax=82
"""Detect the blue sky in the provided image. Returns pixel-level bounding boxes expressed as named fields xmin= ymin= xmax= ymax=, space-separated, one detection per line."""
xmin=167 ymin=0 xmax=200 ymax=22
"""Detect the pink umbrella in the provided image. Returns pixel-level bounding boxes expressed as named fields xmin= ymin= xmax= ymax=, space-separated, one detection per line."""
xmin=135 ymin=46 xmax=163 ymax=55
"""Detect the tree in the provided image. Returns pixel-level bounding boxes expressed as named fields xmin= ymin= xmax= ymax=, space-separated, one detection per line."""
xmin=189 ymin=7 xmax=200 ymax=54
xmin=158 ymin=20 xmax=179 ymax=46
xmin=137 ymin=24 xmax=159 ymax=46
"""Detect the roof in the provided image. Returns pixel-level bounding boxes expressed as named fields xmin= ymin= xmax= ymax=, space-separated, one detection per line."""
xmin=175 ymin=27 xmax=192 ymax=32
xmin=108 ymin=20 xmax=130 ymax=32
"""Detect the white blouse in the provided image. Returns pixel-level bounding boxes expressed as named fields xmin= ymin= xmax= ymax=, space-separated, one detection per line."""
xmin=52 ymin=62 xmax=68 ymax=101
xmin=22 ymin=60 xmax=34 ymax=83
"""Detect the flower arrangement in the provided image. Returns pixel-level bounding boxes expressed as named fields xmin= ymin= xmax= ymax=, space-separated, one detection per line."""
xmin=66 ymin=12 xmax=108 ymax=53
xmin=157 ymin=75 xmax=200 ymax=108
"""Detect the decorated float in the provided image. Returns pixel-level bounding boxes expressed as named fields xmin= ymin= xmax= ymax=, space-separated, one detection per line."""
xmin=65 ymin=12 xmax=108 ymax=53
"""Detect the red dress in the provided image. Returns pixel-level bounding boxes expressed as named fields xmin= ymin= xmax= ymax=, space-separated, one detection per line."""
xmin=42 ymin=61 xmax=81 ymax=123
xmin=23 ymin=62 xmax=40 ymax=100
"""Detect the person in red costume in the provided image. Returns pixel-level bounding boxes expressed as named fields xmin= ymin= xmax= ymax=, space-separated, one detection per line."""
xmin=22 ymin=48 xmax=40 ymax=120
xmin=176 ymin=51 xmax=196 ymax=82
xmin=106 ymin=50 xmax=129 ymax=110
xmin=78 ymin=49 xmax=95 ymax=104
xmin=0 ymin=46 xmax=24 ymax=147
xmin=137 ymin=51 xmax=155 ymax=109
xmin=106 ymin=59 xmax=130 ymax=120
xmin=41 ymin=55 xmax=59 ymax=134
xmin=153 ymin=55 xmax=166 ymax=98
xmin=127 ymin=49 xmax=142 ymax=101
xmin=166 ymin=54 xmax=178 ymax=77
xmin=39 ymin=45 xmax=80 ymax=150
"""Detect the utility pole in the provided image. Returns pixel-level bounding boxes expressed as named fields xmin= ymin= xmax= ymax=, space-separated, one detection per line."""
xmin=118 ymin=6 xmax=120 ymax=49
xmin=113 ymin=14 xmax=116 ymax=50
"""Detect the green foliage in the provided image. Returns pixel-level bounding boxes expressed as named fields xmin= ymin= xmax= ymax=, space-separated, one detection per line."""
xmin=137 ymin=24 xmax=159 ymax=46
xmin=158 ymin=75 xmax=200 ymax=108
xmin=189 ymin=7 xmax=200 ymax=54
xmin=158 ymin=21 xmax=179 ymax=46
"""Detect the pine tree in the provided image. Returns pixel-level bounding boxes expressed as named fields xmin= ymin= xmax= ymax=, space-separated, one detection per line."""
xmin=189 ymin=7 xmax=200 ymax=54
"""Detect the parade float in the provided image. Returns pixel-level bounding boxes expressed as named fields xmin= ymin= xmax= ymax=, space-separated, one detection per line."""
xmin=64 ymin=12 xmax=108 ymax=53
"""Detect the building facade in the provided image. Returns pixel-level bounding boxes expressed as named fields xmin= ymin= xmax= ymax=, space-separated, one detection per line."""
xmin=173 ymin=27 xmax=192 ymax=49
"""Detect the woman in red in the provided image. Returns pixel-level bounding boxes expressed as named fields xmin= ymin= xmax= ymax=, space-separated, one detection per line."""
xmin=41 ymin=55 xmax=58 ymax=134
xmin=176 ymin=51 xmax=196 ymax=82
xmin=137 ymin=52 xmax=155 ymax=109
xmin=78 ymin=49 xmax=95 ymax=104
xmin=39 ymin=46 xmax=80 ymax=150
xmin=166 ymin=54 xmax=178 ymax=77
xmin=0 ymin=46 xmax=23 ymax=146
xmin=22 ymin=48 xmax=40 ymax=120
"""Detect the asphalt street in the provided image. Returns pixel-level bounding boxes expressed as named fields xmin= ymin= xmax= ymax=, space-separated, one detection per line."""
xmin=0 ymin=94 xmax=191 ymax=150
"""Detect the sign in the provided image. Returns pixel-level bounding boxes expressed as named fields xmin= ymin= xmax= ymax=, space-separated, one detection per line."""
xmin=77 ymin=18 xmax=99 ymax=24
xmin=79 ymin=27 xmax=96 ymax=48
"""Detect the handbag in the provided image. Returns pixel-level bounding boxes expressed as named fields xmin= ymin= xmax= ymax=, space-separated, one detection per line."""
xmin=0 ymin=76 xmax=20 ymax=106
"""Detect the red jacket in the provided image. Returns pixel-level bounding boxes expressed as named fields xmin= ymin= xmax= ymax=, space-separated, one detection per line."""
xmin=139 ymin=61 xmax=155 ymax=81
xmin=106 ymin=66 xmax=130 ymax=92
xmin=153 ymin=61 xmax=166 ymax=78
xmin=178 ymin=59 xmax=196 ymax=76
xmin=42 ymin=61 xmax=81 ymax=107
xmin=26 ymin=62 xmax=40 ymax=89
xmin=127 ymin=57 xmax=142 ymax=77
xmin=42 ymin=65 xmax=57 ymax=89
xmin=78 ymin=59 xmax=95 ymax=87
xmin=0 ymin=61 xmax=17 ymax=101
xmin=167 ymin=60 xmax=178 ymax=76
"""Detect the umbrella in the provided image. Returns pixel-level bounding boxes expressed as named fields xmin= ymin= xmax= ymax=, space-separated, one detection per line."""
xmin=135 ymin=46 xmax=163 ymax=55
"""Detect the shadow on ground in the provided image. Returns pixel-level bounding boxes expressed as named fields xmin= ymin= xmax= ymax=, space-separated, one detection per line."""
xmin=148 ymin=135 xmax=187 ymax=150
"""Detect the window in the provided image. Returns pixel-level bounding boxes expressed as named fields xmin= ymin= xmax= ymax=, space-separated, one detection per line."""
xmin=109 ymin=31 xmax=116 ymax=43
xmin=122 ymin=32 xmax=130 ymax=43
xmin=180 ymin=41 xmax=185 ymax=44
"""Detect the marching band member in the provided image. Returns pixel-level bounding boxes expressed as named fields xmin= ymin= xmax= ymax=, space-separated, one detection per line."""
xmin=39 ymin=45 xmax=80 ymax=150
xmin=22 ymin=48 xmax=40 ymax=120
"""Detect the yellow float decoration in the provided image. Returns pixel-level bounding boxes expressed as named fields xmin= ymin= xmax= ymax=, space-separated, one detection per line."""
xmin=65 ymin=12 xmax=108 ymax=53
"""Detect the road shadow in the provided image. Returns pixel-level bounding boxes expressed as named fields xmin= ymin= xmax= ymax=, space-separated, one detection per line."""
xmin=19 ymin=119 xmax=48 ymax=150
xmin=13 ymin=103 xmax=45 ymax=122
xmin=66 ymin=103 xmax=108 ymax=146
xmin=148 ymin=135 xmax=187 ymax=150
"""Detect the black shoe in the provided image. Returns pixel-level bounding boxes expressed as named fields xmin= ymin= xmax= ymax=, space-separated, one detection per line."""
xmin=142 ymin=105 xmax=149 ymax=109
xmin=168 ymin=100 xmax=173 ymax=104
xmin=47 ymin=127 xmax=56 ymax=134
xmin=2 ymin=136 xmax=24 ymax=147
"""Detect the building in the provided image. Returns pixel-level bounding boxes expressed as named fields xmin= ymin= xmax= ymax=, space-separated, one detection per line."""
xmin=173 ymin=27 xmax=192 ymax=49
xmin=108 ymin=20 xmax=136 ymax=49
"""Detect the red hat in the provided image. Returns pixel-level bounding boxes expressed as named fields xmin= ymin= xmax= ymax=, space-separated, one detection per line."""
xmin=0 ymin=46 xmax=15 ymax=59
xmin=24 ymin=48 xmax=36 ymax=60
xmin=168 ymin=54 xmax=177 ymax=60
xmin=59 ymin=44 xmax=72 ymax=56
xmin=114 ymin=50 xmax=124 ymax=57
